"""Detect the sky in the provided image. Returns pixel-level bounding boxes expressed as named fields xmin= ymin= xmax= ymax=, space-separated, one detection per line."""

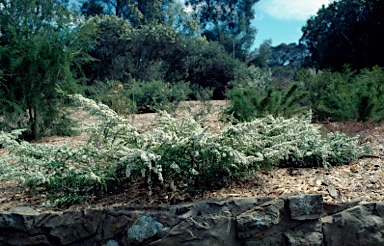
xmin=252 ymin=0 xmax=331 ymax=48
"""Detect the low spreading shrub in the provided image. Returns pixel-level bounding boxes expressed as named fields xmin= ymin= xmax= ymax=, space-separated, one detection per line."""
xmin=0 ymin=95 xmax=364 ymax=205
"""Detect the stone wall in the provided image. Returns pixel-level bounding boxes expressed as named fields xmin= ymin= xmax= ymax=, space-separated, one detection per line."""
xmin=0 ymin=193 xmax=383 ymax=245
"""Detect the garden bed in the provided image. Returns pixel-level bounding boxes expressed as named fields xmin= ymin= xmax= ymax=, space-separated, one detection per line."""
xmin=0 ymin=100 xmax=383 ymax=212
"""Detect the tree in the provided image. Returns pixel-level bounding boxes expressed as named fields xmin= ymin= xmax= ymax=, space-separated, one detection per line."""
xmin=80 ymin=0 xmax=104 ymax=16
xmin=82 ymin=15 xmax=134 ymax=83
xmin=81 ymin=0 xmax=175 ymax=27
xmin=83 ymin=15 xmax=180 ymax=83
xmin=248 ymin=39 xmax=272 ymax=68
xmin=186 ymin=0 xmax=259 ymax=61
xmin=80 ymin=1 xmax=242 ymax=99
xmin=0 ymin=0 xmax=97 ymax=139
xmin=268 ymin=43 xmax=307 ymax=69
xmin=301 ymin=0 xmax=384 ymax=70
xmin=267 ymin=43 xmax=308 ymax=88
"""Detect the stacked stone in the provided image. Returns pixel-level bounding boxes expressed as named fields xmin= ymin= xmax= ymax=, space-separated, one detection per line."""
xmin=0 ymin=193 xmax=383 ymax=245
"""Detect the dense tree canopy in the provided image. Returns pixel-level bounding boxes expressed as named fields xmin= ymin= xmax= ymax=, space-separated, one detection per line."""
xmin=81 ymin=3 xmax=242 ymax=94
xmin=301 ymin=0 xmax=384 ymax=70
xmin=81 ymin=0 xmax=175 ymax=27
xmin=186 ymin=0 xmax=259 ymax=61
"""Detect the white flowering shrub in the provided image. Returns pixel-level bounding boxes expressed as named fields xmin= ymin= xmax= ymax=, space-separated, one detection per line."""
xmin=0 ymin=129 xmax=110 ymax=204
xmin=219 ymin=113 xmax=361 ymax=169
xmin=0 ymin=94 xmax=364 ymax=204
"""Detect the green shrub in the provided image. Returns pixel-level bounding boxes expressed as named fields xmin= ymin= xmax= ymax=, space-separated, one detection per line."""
xmin=0 ymin=95 xmax=364 ymax=205
xmin=86 ymin=80 xmax=137 ymax=115
xmin=299 ymin=66 xmax=384 ymax=122
xmin=126 ymin=80 xmax=191 ymax=113
xmin=189 ymin=84 xmax=214 ymax=101
xmin=87 ymin=79 xmax=192 ymax=115
xmin=225 ymin=88 xmax=261 ymax=122
xmin=225 ymin=83 xmax=307 ymax=122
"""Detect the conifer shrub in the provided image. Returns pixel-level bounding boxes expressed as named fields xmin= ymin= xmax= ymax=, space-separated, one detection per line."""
xmin=225 ymin=83 xmax=307 ymax=122
xmin=299 ymin=66 xmax=384 ymax=122
xmin=125 ymin=80 xmax=191 ymax=113
xmin=188 ymin=84 xmax=214 ymax=101
xmin=225 ymin=88 xmax=261 ymax=122
xmin=0 ymin=95 xmax=364 ymax=205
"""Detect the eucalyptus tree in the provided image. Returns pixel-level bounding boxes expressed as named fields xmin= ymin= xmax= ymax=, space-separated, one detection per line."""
xmin=0 ymin=0 xmax=97 ymax=139
xmin=185 ymin=0 xmax=259 ymax=61
xmin=80 ymin=0 xmax=175 ymax=27
xmin=301 ymin=0 xmax=384 ymax=70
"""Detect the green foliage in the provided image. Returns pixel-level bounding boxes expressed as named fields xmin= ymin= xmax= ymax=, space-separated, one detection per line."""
xmin=0 ymin=95 xmax=363 ymax=205
xmin=84 ymin=15 xmax=183 ymax=84
xmin=81 ymin=0 xmax=175 ymax=27
xmin=83 ymin=13 xmax=242 ymax=97
xmin=181 ymin=39 xmax=244 ymax=96
xmin=83 ymin=15 xmax=134 ymax=83
xmin=0 ymin=0 xmax=97 ymax=139
xmin=88 ymin=79 xmax=192 ymax=114
xmin=248 ymin=40 xmax=272 ymax=68
xmin=301 ymin=0 xmax=384 ymax=70
xmin=186 ymin=0 xmax=259 ymax=61
xmin=231 ymin=65 xmax=273 ymax=93
xmin=126 ymin=80 xmax=191 ymax=113
xmin=189 ymin=84 xmax=214 ymax=101
xmin=226 ymin=83 xmax=307 ymax=122
xmin=299 ymin=66 xmax=384 ymax=122
xmin=88 ymin=80 xmax=138 ymax=115
xmin=225 ymin=88 xmax=261 ymax=122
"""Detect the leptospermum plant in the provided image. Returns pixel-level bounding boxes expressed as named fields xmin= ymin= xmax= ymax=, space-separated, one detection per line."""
xmin=0 ymin=94 xmax=364 ymax=204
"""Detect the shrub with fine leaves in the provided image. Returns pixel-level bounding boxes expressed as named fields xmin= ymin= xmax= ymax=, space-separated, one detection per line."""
xmin=0 ymin=95 xmax=364 ymax=204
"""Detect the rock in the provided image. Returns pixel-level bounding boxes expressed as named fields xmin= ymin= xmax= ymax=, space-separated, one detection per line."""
xmin=149 ymin=214 xmax=236 ymax=246
xmin=103 ymin=240 xmax=119 ymax=246
xmin=236 ymin=198 xmax=285 ymax=239
xmin=101 ymin=214 xmax=130 ymax=239
xmin=0 ymin=196 xmax=383 ymax=246
xmin=323 ymin=198 xmax=361 ymax=215
xmin=128 ymin=215 xmax=164 ymax=243
xmin=244 ymin=232 xmax=285 ymax=246
xmin=7 ymin=234 xmax=50 ymax=246
xmin=8 ymin=206 xmax=39 ymax=215
xmin=283 ymin=220 xmax=323 ymax=246
xmin=288 ymin=194 xmax=323 ymax=220
xmin=0 ymin=212 xmax=36 ymax=231
xmin=322 ymin=202 xmax=384 ymax=245
xmin=104 ymin=240 xmax=120 ymax=246
xmin=38 ymin=209 xmax=102 ymax=245
xmin=326 ymin=185 xmax=339 ymax=200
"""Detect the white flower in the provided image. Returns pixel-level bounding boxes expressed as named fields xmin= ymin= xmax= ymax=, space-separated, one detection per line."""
xmin=140 ymin=168 xmax=146 ymax=177
xmin=126 ymin=165 xmax=133 ymax=177
xmin=170 ymin=162 xmax=181 ymax=172
xmin=190 ymin=168 xmax=199 ymax=175
xmin=88 ymin=171 xmax=101 ymax=182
